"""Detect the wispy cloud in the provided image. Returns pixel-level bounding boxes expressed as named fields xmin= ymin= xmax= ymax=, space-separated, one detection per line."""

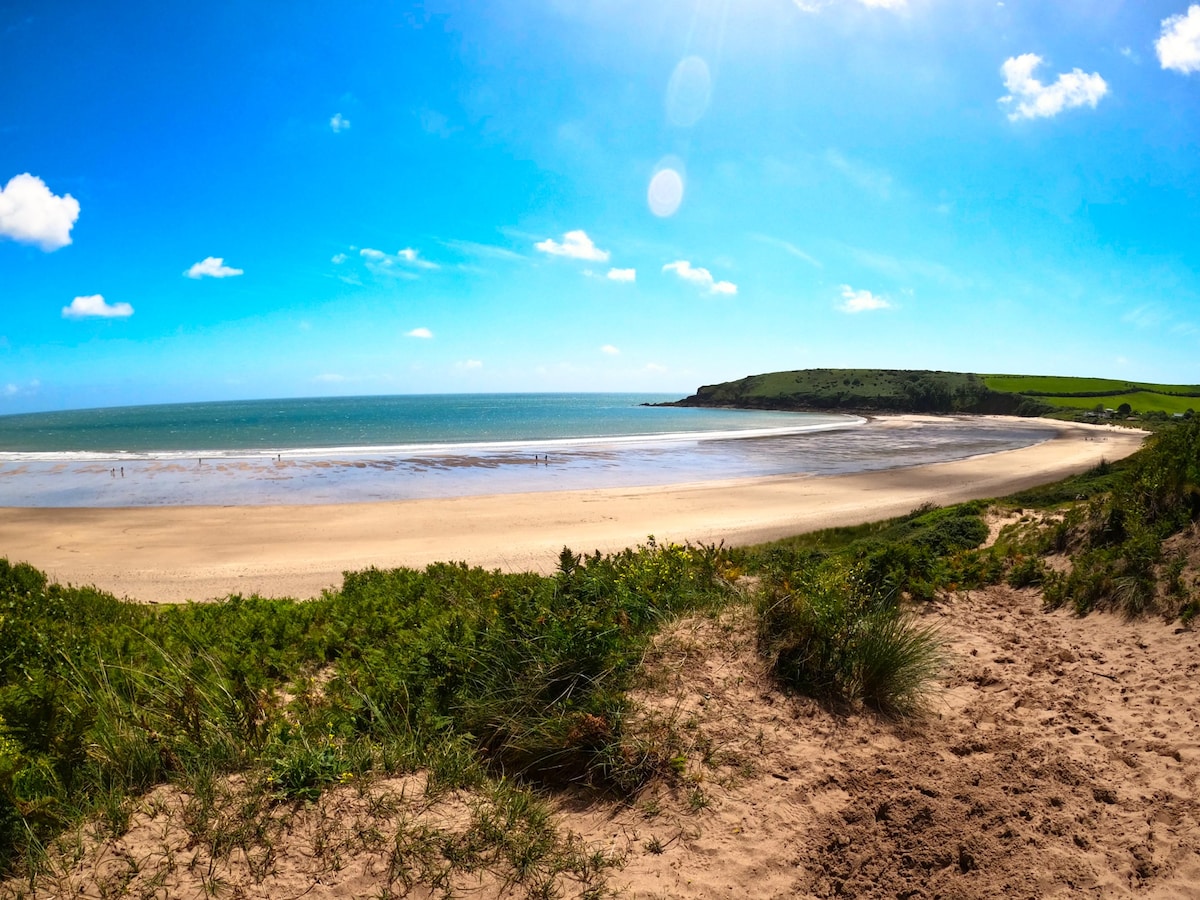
xmin=838 ymin=243 xmax=970 ymax=290
xmin=999 ymin=54 xmax=1108 ymax=121
xmin=329 ymin=112 xmax=351 ymax=133
xmin=1157 ymin=5 xmax=1200 ymax=74
xmin=600 ymin=344 xmax=620 ymax=355
xmin=1122 ymin=304 xmax=1169 ymax=330
xmin=0 ymin=173 xmax=79 ymax=251
xmin=406 ymin=327 xmax=433 ymax=339
xmin=838 ymin=285 xmax=892 ymax=313
xmin=331 ymin=252 xmax=347 ymax=264
xmin=535 ymin=229 xmax=610 ymax=262
xmin=62 ymin=294 xmax=134 ymax=319
xmin=357 ymin=247 xmax=438 ymax=277
xmin=794 ymin=0 xmax=906 ymax=11
xmin=439 ymin=238 xmax=526 ymax=262
xmin=825 ymin=150 xmax=894 ymax=200
xmin=457 ymin=359 xmax=483 ymax=370
xmin=417 ymin=108 xmax=458 ymax=138
xmin=751 ymin=234 xmax=822 ymax=268
xmin=663 ymin=260 xmax=737 ymax=295
xmin=607 ymin=268 xmax=636 ymax=282
xmin=185 ymin=257 xmax=243 ymax=279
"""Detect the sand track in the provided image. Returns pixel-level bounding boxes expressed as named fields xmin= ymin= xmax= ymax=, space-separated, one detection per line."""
xmin=558 ymin=584 xmax=1200 ymax=898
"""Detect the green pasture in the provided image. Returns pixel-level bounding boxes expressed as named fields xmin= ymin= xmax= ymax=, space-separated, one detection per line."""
xmin=984 ymin=374 xmax=1200 ymax=400
xmin=1035 ymin=392 xmax=1196 ymax=415
xmin=981 ymin=375 xmax=1138 ymax=395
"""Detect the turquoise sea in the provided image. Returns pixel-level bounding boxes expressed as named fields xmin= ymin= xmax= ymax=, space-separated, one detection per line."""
xmin=0 ymin=393 xmax=835 ymax=455
xmin=0 ymin=394 xmax=1058 ymax=507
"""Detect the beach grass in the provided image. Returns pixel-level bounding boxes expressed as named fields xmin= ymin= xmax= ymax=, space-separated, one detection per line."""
xmin=0 ymin=539 xmax=737 ymax=885
xmin=0 ymin=533 xmax=948 ymax=885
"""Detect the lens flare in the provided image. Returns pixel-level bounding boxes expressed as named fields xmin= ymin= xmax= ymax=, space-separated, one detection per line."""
xmin=666 ymin=56 xmax=712 ymax=128
xmin=648 ymin=167 xmax=685 ymax=218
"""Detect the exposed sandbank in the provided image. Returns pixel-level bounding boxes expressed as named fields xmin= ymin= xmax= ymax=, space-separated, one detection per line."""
xmin=0 ymin=417 xmax=1145 ymax=603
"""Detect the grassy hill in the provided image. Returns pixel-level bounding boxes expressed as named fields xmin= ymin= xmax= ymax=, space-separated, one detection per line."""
xmin=669 ymin=368 xmax=1200 ymax=417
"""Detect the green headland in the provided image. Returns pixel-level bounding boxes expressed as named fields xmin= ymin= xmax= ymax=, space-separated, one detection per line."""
xmin=664 ymin=368 xmax=1200 ymax=419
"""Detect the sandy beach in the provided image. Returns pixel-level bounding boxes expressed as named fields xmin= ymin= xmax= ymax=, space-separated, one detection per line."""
xmin=0 ymin=417 xmax=1144 ymax=603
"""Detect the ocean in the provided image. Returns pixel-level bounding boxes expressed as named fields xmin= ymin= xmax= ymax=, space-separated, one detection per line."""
xmin=0 ymin=393 xmax=837 ymax=456
xmin=0 ymin=393 xmax=1058 ymax=507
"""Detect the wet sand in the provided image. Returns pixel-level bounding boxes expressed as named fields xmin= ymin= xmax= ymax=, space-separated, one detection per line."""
xmin=0 ymin=417 xmax=1145 ymax=603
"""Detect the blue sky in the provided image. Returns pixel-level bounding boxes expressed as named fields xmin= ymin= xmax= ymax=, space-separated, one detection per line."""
xmin=3 ymin=0 xmax=1200 ymax=413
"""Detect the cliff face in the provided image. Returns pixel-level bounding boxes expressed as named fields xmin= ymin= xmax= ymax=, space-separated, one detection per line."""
xmin=670 ymin=369 xmax=1048 ymax=416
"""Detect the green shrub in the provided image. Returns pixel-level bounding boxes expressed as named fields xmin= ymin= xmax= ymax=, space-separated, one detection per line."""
xmin=756 ymin=557 xmax=942 ymax=716
xmin=1006 ymin=556 xmax=1047 ymax=588
xmin=0 ymin=541 xmax=736 ymax=875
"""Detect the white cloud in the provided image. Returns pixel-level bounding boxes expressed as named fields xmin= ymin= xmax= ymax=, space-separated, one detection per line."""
xmin=607 ymin=267 xmax=636 ymax=282
xmin=185 ymin=256 xmax=243 ymax=279
xmin=359 ymin=247 xmax=386 ymax=261
xmin=999 ymin=54 xmax=1108 ymax=121
xmin=0 ymin=173 xmax=80 ymax=251
xmin=4 ymin=378 xmax=39 ymax=397
xmin=331 ymin=252 xmax=347 ymax=264
xmin=644 ymin=362 xmax=668 ymax=373
xmin=398 ymin=247 xmax=439 ymax=269
xmin=406 ymin=327 xmax=433 ymax=339
xmin=1157 ymin=5 xmax=1200 ymax=74
xmin=535 ymin=229 xmax=610 ymax=262
xmin=838 ymin=285 xmax=892 ymax=313
xmin=458 ymin=359 xmax=483 ymax=370
xmin=62 ymin=294 xmax=134 ymax=319
xmin=330 ymin=113 xmax=351 ymax=133
xmin=600 ymin=344 xmax=620 ymax=355
xmin=663 ymin=260 xmax=737 ymax=295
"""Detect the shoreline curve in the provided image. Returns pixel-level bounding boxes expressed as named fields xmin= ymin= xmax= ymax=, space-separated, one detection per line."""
xmin=0 ymin=417 xmax=1146 ymax=604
